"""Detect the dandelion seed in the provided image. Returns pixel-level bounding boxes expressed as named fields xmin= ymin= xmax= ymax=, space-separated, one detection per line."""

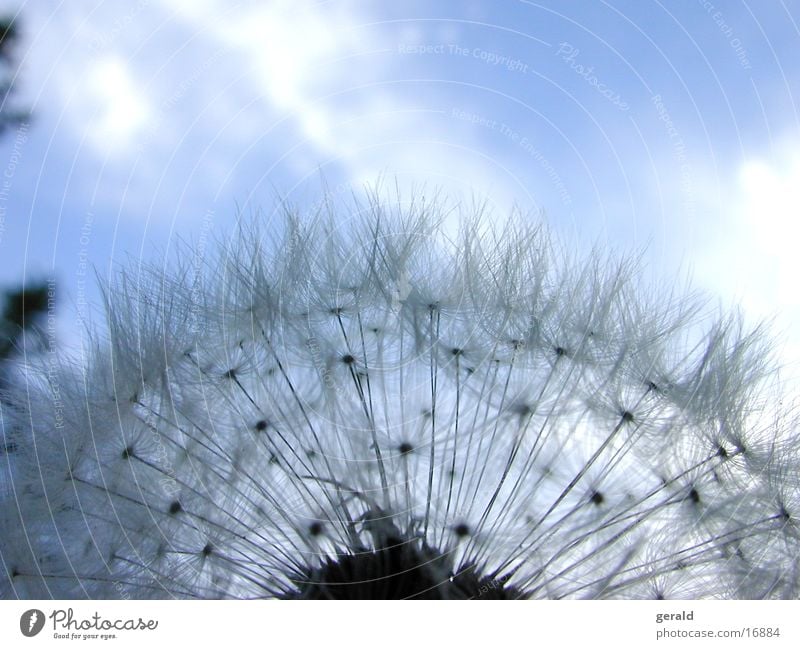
xmin=0 ymin=191 xmax=798 ymax=599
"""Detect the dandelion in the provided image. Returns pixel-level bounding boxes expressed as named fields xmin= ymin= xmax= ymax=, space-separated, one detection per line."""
xmin=1 ymin=191 xmax=798 ymax=599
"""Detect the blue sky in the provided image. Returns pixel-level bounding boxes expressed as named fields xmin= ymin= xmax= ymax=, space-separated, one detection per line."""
xmin=0 ymin=0 xmax=798 ymax=382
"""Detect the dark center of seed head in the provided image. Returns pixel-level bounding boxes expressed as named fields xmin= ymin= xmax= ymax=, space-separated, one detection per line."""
xmin=281 ymin=534 xmax=528 ymax=600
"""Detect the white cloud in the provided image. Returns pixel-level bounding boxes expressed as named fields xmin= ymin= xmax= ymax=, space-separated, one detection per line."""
xmin=724 ymin=152 xmax=800 ymax=318
xmin=147 ymin=0 xmax=521 ymax=213
xmin=159 ymin=0 xmax=365 ymax=157
xmin=737 ymin=157 xmax=800 ymax=310
xmin=85 ymin=57 xmax=151 ymax=150
xmin=695 ymin=141 xmax=800 ymax=384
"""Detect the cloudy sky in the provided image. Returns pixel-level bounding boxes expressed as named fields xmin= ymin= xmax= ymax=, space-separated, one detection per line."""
xmin=0 ymin=0 xmax=798 ymax=383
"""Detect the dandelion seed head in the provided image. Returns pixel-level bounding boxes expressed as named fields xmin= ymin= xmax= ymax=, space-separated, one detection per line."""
xmin=1 ymin=191 xmax=798 ymax=599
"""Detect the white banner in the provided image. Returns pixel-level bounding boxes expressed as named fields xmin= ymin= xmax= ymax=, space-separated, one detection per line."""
xmin=1 ymin=600 xmax=797 ymax=648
